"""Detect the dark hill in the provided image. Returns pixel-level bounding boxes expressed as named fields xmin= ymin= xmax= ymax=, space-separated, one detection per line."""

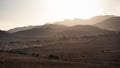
xmin=0 ymin=30 xmax=14 ymax=40
xmin=0 ymin=30 xmax=11 ymax=37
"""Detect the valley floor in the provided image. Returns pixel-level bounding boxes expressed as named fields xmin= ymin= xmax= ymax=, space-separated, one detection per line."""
xmin=0 ymin=34 xmax=120 ymax=68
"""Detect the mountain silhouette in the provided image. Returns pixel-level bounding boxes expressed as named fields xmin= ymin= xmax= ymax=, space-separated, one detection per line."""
xmin=95 ymin=17 xmax=120 ymax=31
xmin=13 ymin=24 xmax=112 ymax=38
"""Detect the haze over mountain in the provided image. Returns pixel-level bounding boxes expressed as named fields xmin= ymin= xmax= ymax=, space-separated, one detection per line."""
xmin=7 ymin=15 xmax=114 ymax=33
xmin=8 ymin=26 xmax=37 ymax=33
xmin=1 ymin=15 xmax=120 ymax=40
xmin=95 ymin=16 xmax=120 ymax=31
xmin=55 ymin=15 xmax=113 ymax=26
xmin=12 ymin=24 xmax=112 ymax=38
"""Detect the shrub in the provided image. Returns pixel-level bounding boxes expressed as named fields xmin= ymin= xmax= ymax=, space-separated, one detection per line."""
xmin=48 ymin=54 xmax=59 ymax=60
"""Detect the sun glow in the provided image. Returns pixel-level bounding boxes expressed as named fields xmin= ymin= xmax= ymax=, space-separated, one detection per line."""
xmin=45 ymin=0 xmax=102 ymax=21
xmin=0 ymin=0 xmax=104 ymax=30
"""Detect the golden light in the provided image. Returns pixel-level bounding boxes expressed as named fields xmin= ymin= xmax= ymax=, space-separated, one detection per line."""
xmin=45 ymin=0 xmax=102 ymax=21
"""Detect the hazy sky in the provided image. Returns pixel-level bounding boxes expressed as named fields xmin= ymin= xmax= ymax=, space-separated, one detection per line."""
xmin=0 ymin=0 xmax=120 ymax=30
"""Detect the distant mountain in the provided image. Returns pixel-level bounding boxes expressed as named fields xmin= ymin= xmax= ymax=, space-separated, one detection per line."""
xmin=55 ymin=15 xmax=113 ymax=26
xmin=95 ymin=17 xmax=120 ymax=31
xmin=8 ymin=26 xmax=37 ymax=33
xmin=13 ymin=24 xmax=112 ymax=38
xmin=54 ymin=19 xmax=87 ymax=26
xmin=13 ymin=24 xmax=68 ymax=37
xmin=89 ymin=15 xmax=113 ymax=25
